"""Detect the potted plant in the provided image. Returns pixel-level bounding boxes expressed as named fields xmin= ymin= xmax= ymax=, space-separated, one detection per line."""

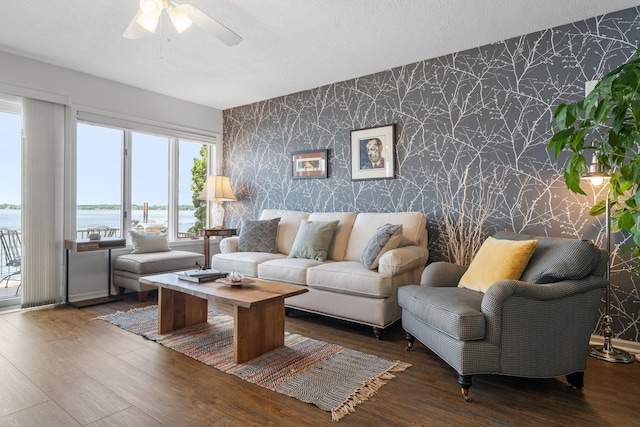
xmin=548 ymin=45 xmax=640 ymax=266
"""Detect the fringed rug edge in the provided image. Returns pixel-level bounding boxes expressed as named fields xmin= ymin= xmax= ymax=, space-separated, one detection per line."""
xmin=330 ymin=360 xmax=412 ymax=421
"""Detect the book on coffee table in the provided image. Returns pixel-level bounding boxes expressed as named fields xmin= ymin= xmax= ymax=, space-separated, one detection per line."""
xmin=177 ymin=269 xmax=228 ymax=283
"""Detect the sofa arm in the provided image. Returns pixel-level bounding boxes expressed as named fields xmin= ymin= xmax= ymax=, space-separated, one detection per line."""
xmin=219 ymin=236 xmax=239 ymax=254
xmin=378 ymin=245 xmax=428 ymax=276
xmin=419 ymin=261 xmax=468 ymax=287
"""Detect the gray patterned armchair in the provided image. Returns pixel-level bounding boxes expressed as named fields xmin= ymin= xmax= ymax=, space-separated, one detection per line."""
xmin=398 ymin=231 xmax=608 ymax=400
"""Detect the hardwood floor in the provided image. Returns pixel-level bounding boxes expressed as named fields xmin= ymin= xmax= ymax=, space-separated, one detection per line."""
xmin=0 ymin=292 xmax=638 ymax=426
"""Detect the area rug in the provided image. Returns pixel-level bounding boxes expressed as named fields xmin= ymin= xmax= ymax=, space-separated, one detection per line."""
xmin=99 ymin=306 xmax=410 ymax=421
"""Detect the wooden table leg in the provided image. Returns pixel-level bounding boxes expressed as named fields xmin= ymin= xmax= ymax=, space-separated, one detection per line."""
xmin=233 ymin=298 xmax=285 ymax=364
xmin=158 ymin=288 xmax=208 ymax=334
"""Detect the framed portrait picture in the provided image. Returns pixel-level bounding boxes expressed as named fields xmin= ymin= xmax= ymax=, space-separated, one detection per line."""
xmin=350 ymin=124 xmax=396 ymax=181
xmin=291 ymin=149 xmax=328 ymax=179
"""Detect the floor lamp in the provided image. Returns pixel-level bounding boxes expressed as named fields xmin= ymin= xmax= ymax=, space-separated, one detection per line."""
xmin=583 ymin=152 xmax=635 ymax=363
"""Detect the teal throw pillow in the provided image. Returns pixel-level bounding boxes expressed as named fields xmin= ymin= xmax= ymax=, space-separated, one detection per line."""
xmin=360 ymin=224 xmax=403 ymax=269
xmin=288 ymin=220 xmax=339 ymax=262
xmin=238 ymin=218 xmax=280 ymax=253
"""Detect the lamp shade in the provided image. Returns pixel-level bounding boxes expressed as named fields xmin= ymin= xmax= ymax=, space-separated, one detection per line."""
xmin=168 ymin=4 xmax=193 ymax=33
xmin=198 ymin=175 xmax=237 ymax=202
xmin=581 ymin=151 xmax=609 ymax=186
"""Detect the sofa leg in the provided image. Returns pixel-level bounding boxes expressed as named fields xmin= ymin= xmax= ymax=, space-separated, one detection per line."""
xmin=566 ymin=371 xmax=584 ymax=389
xmin=137 ymin=291 xmax=149 ymax=302
xmin=405 ymin=331 xmax=415 ymax=351
xmin=284 ymin=307 xmax=291 ymax=316
xmin=458 ymin=375 xmax=473 ymax=401
xmin=117 ymin=287 xmax=126 ymax=296
xmin=373 ymin=327 xmax=384 ymax=340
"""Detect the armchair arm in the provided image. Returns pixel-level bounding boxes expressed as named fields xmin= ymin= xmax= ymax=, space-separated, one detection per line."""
xmin=480 ymin=276 xmax=607 ymax=377
xmin=482 ymin=276 xmax=607 ymax=308
xmin=378 ymin=245 xmax=428 ymax=276
xmin=419 ymin=261 xmax=468 ymax=288
xmin=219 ymin=236 xmax=239 ymax=254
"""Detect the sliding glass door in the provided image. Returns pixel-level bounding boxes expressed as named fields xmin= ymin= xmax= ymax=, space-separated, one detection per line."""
xmin=0 ymin=99 xmax=22 ymax=307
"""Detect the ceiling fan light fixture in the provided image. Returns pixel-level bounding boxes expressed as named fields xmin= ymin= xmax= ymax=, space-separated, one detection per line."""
xmin=139 ymin=0 xmax=162 ymax=17
xmin=136 ymin=0 xmax=161 ymax=32
xmin=168 ymin=4 xmax=193 ymax=33
xmin=136 ymin=12 xmax=160 ymax=33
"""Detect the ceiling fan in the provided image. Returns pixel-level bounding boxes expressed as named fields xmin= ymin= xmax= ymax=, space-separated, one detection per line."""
xmin=123 ymin=0 xmax=242 ymax=46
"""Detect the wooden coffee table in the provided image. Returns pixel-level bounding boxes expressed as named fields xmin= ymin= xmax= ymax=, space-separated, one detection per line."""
xmin=139 ymin=273 xmax=307 ymax=363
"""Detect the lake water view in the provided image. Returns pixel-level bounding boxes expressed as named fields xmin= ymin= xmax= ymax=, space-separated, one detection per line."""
xmin=0 ymin=209 xmax=198 ymax=237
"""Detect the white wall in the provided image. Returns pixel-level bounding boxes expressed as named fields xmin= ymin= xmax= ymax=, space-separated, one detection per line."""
xmin=0 ymin=50 xmax=222 ymax=303
xmin=0 ymin=50 xmax=222 ymax=132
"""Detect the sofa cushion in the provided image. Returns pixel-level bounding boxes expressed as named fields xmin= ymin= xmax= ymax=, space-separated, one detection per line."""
xmin=493 ymin=231 xmax=601 ymax=283
xmin=210 ymin=252 xmax=286 ymax=277
xmin=288 ymin=220 xmax=339 ymax=261
xmin=260 ymin=209 xmax=310 ymax=255
xmin=308 ymin=212 xmax=357 ymax=261
xmin=259 ymin=258 xmax=326 ymax=285
xmin=307 ymin=262 xmax=392 ymax=298
xmin=344 ymin=212 xmax=426 ymax=261
xmin=458 ymin=237 xmax=538 ymax=293
xmin=361 ymin=224 xmax=403 ymax=269
xmin=398 ymin=284 xmax=485 ymax=341
xmin=238 ymin=217 xmax=280 ymax=253
xmin=113 ymin=250 xmax=203 ymax=275
xmin=129 ymin=230 xmax=170 ymax=254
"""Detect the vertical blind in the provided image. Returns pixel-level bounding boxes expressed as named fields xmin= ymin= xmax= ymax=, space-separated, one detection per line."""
xmin=21 ymin=98 xmax=66 ymax=307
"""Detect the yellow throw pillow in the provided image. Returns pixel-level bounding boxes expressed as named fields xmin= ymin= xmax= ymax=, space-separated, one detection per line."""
xmin=458 ymin=237 xmax=538 ymax=293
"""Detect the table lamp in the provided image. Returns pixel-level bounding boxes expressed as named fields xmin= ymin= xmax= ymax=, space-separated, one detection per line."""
xmin=198 ymin=175 xmax=237 ymax=229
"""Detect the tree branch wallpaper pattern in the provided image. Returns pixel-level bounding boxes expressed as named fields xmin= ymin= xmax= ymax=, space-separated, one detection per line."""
xmin=223 ymin=7 xmax=640 ymax=342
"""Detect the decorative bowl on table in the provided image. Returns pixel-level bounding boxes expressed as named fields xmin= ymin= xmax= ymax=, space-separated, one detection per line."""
xmin=217 ymin=271 xmax=255 ymax=287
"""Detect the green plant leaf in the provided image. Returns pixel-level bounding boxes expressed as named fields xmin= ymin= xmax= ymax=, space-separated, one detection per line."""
xmin=589 ymin=199 xmax=607 ymax=216
xmin=553 ymin=103 xmax=569 ymax=129
xmin=565 ymin=154 xmax=587 ymax=195
xmin=593 ymin=101 xmax=611 ymax=124
xmin=548 ymin=128 xmax=574 ymax=159
xmin=631 ymin=222 xmax=640 ymax=247
xmin=611 ymin=103 xmax=629 ymax=133
xmin=618 ymin=209 xmax=635 ymax=232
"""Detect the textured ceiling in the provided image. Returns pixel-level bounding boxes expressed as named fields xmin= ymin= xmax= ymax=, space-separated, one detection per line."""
xmin=0 ymin=0 xmax=638 ymax=110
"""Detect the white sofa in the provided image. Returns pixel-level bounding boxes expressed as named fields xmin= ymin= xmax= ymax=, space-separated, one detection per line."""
xmin=210 ymin=209 xmax=429 ymax=337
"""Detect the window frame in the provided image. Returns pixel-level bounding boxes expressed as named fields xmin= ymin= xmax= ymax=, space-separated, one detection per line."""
xmin=75 ymin=111 xmax=220 ymax=243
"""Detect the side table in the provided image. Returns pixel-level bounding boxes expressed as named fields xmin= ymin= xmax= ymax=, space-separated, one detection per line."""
xmin=65 ymin=238 xmax=126 ymax=308
xmin=200 ymin=228 xmax=237 ymax=269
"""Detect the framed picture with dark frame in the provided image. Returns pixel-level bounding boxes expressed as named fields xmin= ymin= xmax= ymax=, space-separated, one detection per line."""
xmin=350 ymin=124 xmax=396 ymax=181
xmin=291 ymin=149 xmax=328 ymax=179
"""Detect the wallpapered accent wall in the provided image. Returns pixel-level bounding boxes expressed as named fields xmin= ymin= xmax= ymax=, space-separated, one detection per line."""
xmin=223 ymin=7 xmax=640 ymax=342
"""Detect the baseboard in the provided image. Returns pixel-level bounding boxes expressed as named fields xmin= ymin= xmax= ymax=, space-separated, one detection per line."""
xmin=590 ymin=334 xmax=640 ymax=355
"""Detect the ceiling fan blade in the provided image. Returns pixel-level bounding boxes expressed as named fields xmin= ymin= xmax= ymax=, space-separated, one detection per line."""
xmin=184 ymin=4 xmax=242 ymax=46
xmin=123 ymin=11 xmax=149 ymax=39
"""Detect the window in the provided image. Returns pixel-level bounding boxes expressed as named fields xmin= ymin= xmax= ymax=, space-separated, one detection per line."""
xmin=178 ymin=139 xmax=209 ymax=237
xmin=131 ymin=132 xmax=169 ymax=231
xmin=76 ymin=123 xmax=123 ymax=238
xmin=76 ymin=117 xmax=218 ymax=242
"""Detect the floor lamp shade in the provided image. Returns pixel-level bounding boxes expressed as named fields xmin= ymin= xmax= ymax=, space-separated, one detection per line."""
xmin=198 ymin=175 xmax=237 ymax=228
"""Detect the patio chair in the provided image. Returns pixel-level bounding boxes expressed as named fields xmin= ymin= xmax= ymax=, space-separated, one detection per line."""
xmin=87 ymin=226 xmax=118 ymax=238
xmin=0 ymin=229 xmax=22 ymax=295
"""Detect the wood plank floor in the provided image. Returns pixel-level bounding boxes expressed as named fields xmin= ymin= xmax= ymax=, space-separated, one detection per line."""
xmin=0 ymin=291 xmax=638 ymax=426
